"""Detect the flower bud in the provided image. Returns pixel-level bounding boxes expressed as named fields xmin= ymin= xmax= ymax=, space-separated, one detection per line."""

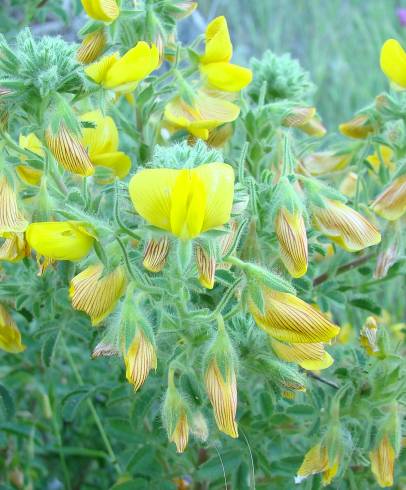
xmin=302 ymin=151 xmax=352 ymax=176
xmin=70 ymin=263 xmax=126 ymax=326
xmin=312 ymin=198 xmax=381 ymax=252
xmin=296 ymin=441 xmax=340 ymax=486
xmin=195 ymin=244 xmax=216 ymax=289
xmin=275 ymin=207 xmax=308 ymax=278
xmin=204 ymin=317 xmax=238 ymax=438
xmin=172 ymin=1 xmax=198 ymax=19
xmin=0 ymin=233 xmax=30 ymax=262
xmin=282 ymin=106 xmax=315 ymax=127
xmin=0 ymin=176 xmax=28 ymax=234
xmin=339 ymin=172 xmax=358 ymax=198
xmin=374 ymin=243 xmax=399 ymax=279
xmin=163 ymin=370 xmax=189 ymax=453
xmin=339 ymin=114 xmax=375 ymax=139
xmin=46 ymin=125 xmax=94 ymax=177
xmin=77 ymin=29 xmax=107 ymax=64
xmin=299 ymin=116 xmax=327 ymax=137
xmin=371 ymin=174 xmax=406 ymax=221
xmin=125 ymin=328 xmax=157 ymax=391
xmin=143 ymin=237 xmax=170 ymax=273
xmin=360 ymin=316 xmax=379 ymax=356
xmin=0 ymin=304 xmax=25 ymax=353
xmin=191 ymin=411 xmax=209 ymax=442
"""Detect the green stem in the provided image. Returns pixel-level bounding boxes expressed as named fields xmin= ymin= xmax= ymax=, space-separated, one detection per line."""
xmin=50 ymin=397 xmax=72 ymax=490
xmin=62 ymin=338 xmax=122 ymax=475
xmin=114 ymin=179 xmax=141 ymax=240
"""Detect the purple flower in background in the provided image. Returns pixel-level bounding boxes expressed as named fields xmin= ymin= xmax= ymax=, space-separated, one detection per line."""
xmin=396 ymin=7 xmax=406 ymax=26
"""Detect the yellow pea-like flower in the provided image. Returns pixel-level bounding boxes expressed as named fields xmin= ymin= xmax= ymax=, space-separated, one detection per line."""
xmin=0 ymin=233 xmax=30 ymax=262
xmin=380 ymin=38 xmax=406 ymax=89
xmin=371 ymin=174 xmax=406 ymax=221
xmin=129 ymin=162 xmax=235 ymax=240
xmin=26 ymin=221 xmax=96 ymax=261
xmin=125 ymin=329 xmax=157 ymax=391
xmin=70 ymin=264 xmax=126 ymax=326
xmin=77 ymin=29 xmax=107 ymax=64
xmin=370 ymin=435 xmax=396 ymax=488
xmin=339 ymin=114 xmax=374 ymax=139
xmin=80 ymin=110 xmax=131 ymax=179
xmin=199 ymin=16 xmax=252 ymax=92
xmin=275 ymin=208 xmax=308 ymax=278
xmin=164 ymin=91 xmax=240 ymax=140
xmin=143 ymin=237 xmax=170 ymax=273
xmin=312 ymin=199 xmax=381 ymax=252
xmin=17 ymin=133 xmax=44 ymax=186
xmin=0 ymin=176 xmax=28 ymax=234
xmin=302 ymin=151 xmax=352 ymax=176
xmin=296 ymin=443 xmax=339 ymax=486
xmin=81 ymin=0 xmax=119 ymax=22
xmin=271 ymin=339 xmax=333 ymax=371
xmin=0 ymin=304 xmax=25 ymax=354
xmin=249 ymin=287 xmax=340 ymax=344
xmin=205 ymin=359 xmax=238 ymax=438
xmin=85 ymin=42 xmax=159 ymax=93
xmin=46 ymin=125 xmax=94 ymax=177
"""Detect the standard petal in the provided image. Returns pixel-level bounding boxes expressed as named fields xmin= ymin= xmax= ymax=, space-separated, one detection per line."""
xmin=201 ymin=16 xmax=232 ymax=64
xmin=370 ymin=436 xmax=395 ymax=487
xmin=371 ymin=174 xmax=406 ymax=221
xmin=0 ymin=177 xmax=28 ymax=233
xmin=194 ymin=162 xmax=235 ymax=232
xmin=91 ymin=152 xmax=131 ymax=179
xmin=200 ymin=62 xmax=253 ymax=92
xmin=81 ymin=0 xmax=119 ymax=22
xmin=81 ymin=110 xmax=119 ymax=156
xmin=129 ymin=168 xmax=179 ymax=232
xmin=380 ymin=39 xmax=406 ymax=88
xmin=85 ymin=52 xmax=119 ymax=84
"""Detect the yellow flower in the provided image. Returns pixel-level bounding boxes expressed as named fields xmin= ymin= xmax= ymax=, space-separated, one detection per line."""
xmin=26 ymin=221 xmax=96 ymax=261
xmin=80 ymin=110 xmax=131 ymax=179
xmin=371 ymin=174 xmax=406 ymax=221
xmin=205 ymin=359 xmax=238 ymax=438
xmin=77 ymin=29 xmax=107 ymax=64
xmin=302 ymin=151 xmax=351 ymax=176
xmin=296 ymin=443 xmax=339 ymax=486
xmin=360 ymin=316 xmax=379 ymax=356
xmin=271 ymin=339 xmax=333 ymax=370
xmin=367 ymin=145 xmax=395 ymax=173
xmin=125 ymin=329 xmax=157 ymax=391
xmin=143 ymin=237 xmax=170 ymax=273
xmin=0 ymin=304 xmax=25 ymax=353
xmin=70 ymin=264 xmax=126 ymax=326
xmin=129 ymin=162 xmax=235 ymax=240
xmin=339 ymin=172 xmax=358 ymax=198
xmin=380 ymin=39 xmax=406 ymax=89
xmin=164 ymin=91 xmax=240 ymax=140
xmin=339 ymin=114 xmax=374 ymax=139
xmin=312 ymin=199 xmax=381 ymax=252
xmin=199 ymin=16 xmax=252 ymax=92
xmin=46 ymin=125 xmax=94 ymax=177
xmin=0 ymin=233 xmax=30 ymax=262
xmin=370 ymin=435 xmax=396 ymax=487
xmin=196 ymin=245 xmax=216 ymax=289
xmin=17 ymin=133 xmax=44 ymax=186
xmin=249 ymin=288 xmax=340 ymax=343
xmin=85 ymin=42 xmax=159 ymax=92
xmin=81 ymin=0 xmax=119 ymax=22
xmin=0 ymin=176 xmax=28 ymax=234
xmin=275 ymin=208 xmax=308 ymax=278
xmin=299 ymin=116 xmax=327 ymax=138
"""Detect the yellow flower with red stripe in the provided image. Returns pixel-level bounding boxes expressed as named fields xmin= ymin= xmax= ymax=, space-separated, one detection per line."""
xmin=81 ymin=0 xmax=119 ymax=22
xmin=371 ymin=174 xmax=406 ymax=221
xmin=0 ymin=304 xmax=25 ymax=354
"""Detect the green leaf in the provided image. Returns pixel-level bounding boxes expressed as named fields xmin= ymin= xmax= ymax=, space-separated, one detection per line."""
xmin=350 ymin=297 xmax=381 ymax=315
xmin=0 ymin=385 xmax=14 ymax=419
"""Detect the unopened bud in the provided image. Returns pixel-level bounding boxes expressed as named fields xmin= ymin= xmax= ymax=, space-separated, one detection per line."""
xmin=143 ymin=237 xmax=170 ymax=272
xmin=339 ymin=114 xmax=375 ymax=139
xmin=360 ymin=316 xmax=379 ymax=356
xmin=163 ymin=369 xmax=189 ymax=453
xmin=77 ymin=29 xmax=106 ymax=64
xmin=195 ymin=244 xmax=216 ymax=289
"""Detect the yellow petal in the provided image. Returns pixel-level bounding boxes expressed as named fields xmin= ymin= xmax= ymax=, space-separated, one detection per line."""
xmin=371 ymin=174 xmax=406 ymax=221
xmin=0 ymin=304 xmax=25 ymax=353
xmin=0 ymin=176 xmax=28 ymax=233
xmin=170 ymin=411 xmax=189 ymax=453
xmin=297 ymin=444 xmax=328 ymax=480
xmin=81 ymin=0 xmax=119 ymax=22
xmin=0 ymin=233 xmax=29 ymax=262
xmin=70 ymin=264 xmax=126 ymax=326
xmin=200 ymin=62 xmax=253 ymax=92
xmin=249 ymin=288 xmax=340 ymax=343
xmin=91 ymin=152 xmax=131 ymax=179
xmin=80 ymin=110 xmax=119 ymax=156
xmin=196 ymin=245 xmax=216 ymax=289
xmin=367 ymin=145 xmax=394 ymax=173
xmin=339 ymin=114 xmax=374 ymax=139
xmin=380 ymin=39 xmax=406 ymax=88
xmin=26 ymin=221 xmax=96 ymax=261
xmin=16 ymin=166 xmax=42 ymax=186
xmin=205 ymin=360 xmax=238 ymax=438
xmin=271 ymin=339 xmax=334 ymax=371
xmin=85 ymin=52 xmax=119 ymax=85
xmin=129 ymin=163 xmax=234 ymax=239
xmin=77 ymin=29 xmax=106 ymax=64
xmin=125 ymin=329 xmax=157 ymax=391
xmin=201 ymin=16 xmax=232 ymax=64
xmin=19 ymin=133 xmax=44 ymax=158
xmin=103 ymin=42 xmax=159 ymax=91
xmin=275 ymin=208 xmax=308 ymax=278
xmin=370 ymin=436 xmax=395 ymax=487
xmin=303 ymin=151 xmax=351 ymax=176
xmin=313 ymin=199 xmax=381 ymax=252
